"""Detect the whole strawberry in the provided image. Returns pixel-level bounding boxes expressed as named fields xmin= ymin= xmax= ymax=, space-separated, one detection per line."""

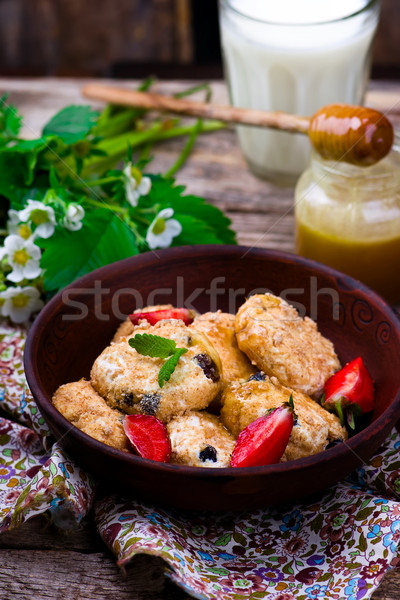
xmin=230 ymin=397 xmax=296 ymax=468
xmin=130 ymin=308 xmax=195 ymax=326
xmin=322 ymin=357 xmax=374 ymax=429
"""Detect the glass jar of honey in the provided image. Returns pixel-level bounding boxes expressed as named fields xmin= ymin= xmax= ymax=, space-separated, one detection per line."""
xmin=294 ymin=136 xmax=400 ymax=303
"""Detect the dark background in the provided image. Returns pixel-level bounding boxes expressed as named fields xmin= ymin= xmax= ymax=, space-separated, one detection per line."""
xmin=0 ymin=0 xmax=398 ymax=79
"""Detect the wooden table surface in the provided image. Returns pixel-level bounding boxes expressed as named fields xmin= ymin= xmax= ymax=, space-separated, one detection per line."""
xmin=1 ymin=78 xmax=400 ymax=600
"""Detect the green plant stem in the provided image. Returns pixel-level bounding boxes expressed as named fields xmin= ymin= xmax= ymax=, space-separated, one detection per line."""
xmin=151 ymin=120 xmax=224 ymax=141
xmin=80 ymin=122 xmax=166 ymax=176
xmin=93 ymin=109 xmax=144 ymax=139
xmin=84 ymin=197 xmax=128 ymax=215
xmin=93 ymin=76 xmax=156 ymax=139
xmin=174 ymin=82 xmax=212 ymax=102
xmin=132 ymin=213 xmax=152 ymax=226
xmin=127 ymin=219 xmax=146 ymax=245
xmin=84 ymin=175 xmax=121 ymax=187
xmin=81 ymin=119 xmax=225 ymax=177
xmin=164 ymin=119 xmax=203 ymax=179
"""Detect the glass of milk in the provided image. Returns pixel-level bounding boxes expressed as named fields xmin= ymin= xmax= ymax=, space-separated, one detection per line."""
xmin=219 ymin=0 xmax=380 ymax=185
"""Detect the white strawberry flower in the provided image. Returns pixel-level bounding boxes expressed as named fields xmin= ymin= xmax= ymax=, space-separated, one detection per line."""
xmin=123 ymin=163 xmax=151 ymax=207
xmin=0 ymin=235 xmax=42 ymax=283
xmin=63 ymin=203 xmax=85 ymax=231
xmin=0 ymin=285 xmax=44 ymax=323
xmin=18 ymin=199 xmax=56 ymax=239
xmin=7 ymin=209 xmax=34 ymax=240
xmin=146 ymin=208 xmax=182 ymax=250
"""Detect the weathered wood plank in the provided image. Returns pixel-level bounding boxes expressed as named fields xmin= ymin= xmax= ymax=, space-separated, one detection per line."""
xmin=373 ymin=569 xmax=400 ymax=600
xmin=0 ymin=515 xmax=99 ymax=552
xmin=0 ymin=543 xmax=398 ymax=600
xmin=0 ymin=549 xmax=193 ymax=600
xmin=0 ymin=0 xmax=191 ymax=77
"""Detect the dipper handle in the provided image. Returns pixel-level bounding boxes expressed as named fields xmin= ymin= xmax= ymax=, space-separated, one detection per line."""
xmin=82 ymin=83 xmax=394 ymax=166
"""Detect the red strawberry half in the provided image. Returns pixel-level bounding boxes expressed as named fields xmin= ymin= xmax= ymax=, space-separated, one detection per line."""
xmin=123 ymin=414 xmax=171 ymax=462
xmin=322 ymin=357 xmax=374 ymax=429
xmin=129 ymin=308 xmax=195 ymax=326
xmin=230 ymin=398 xmax=296 ymax=468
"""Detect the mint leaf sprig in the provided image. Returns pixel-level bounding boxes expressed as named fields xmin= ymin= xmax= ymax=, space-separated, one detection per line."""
xmin=128 ymin=333 xmax=188 ymax=388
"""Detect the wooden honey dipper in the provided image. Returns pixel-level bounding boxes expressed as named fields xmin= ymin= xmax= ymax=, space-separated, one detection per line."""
xmin=82 ymin=83 xmax=394 ymax=167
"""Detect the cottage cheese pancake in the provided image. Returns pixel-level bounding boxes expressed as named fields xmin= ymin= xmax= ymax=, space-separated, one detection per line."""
xmin=91 ymin=320 xmax=222 ymax=423
xmin=191 ymin=311 xmax=257 ymax=386
xmin=167 ymin=411 xmax=236 ymax=468
xmin=235 ymin=293 xmax=340 ymax=398
xmin=52 ymin=380 xmax=130 ymax=451
xmin=220 ymin=373 xmax=347 ymax=461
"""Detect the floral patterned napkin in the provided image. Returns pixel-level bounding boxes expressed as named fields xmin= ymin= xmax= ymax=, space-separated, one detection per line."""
xmin=1 ymin=322 xmax=400 ymax=600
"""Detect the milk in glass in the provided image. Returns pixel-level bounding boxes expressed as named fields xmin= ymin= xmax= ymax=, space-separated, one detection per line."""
xmin=219 ymin=0 xmax=380 ymax=183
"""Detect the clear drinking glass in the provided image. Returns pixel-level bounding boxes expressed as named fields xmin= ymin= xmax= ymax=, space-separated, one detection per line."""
xmin=218 ymin=0 xmax=381 ymax=185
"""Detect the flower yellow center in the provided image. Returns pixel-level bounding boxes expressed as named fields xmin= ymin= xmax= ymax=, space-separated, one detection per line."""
xmin=13 ymin=249 xmax=30 ymax=266
xmin=152 ymin=218 xmax=166 ymax=235
xmin=30 ymin=209 xmax=49 ymax=226
xmin=12 ymin=293 xmax=30 ymax=309
xmin=18 ymin=224 xmax=32 ymax=240
xmin=130 ymin=166 xmax=142 ymax=185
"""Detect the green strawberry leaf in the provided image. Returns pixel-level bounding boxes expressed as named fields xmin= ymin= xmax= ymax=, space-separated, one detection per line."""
xmin=173 ymin=214 xmax=229 ymax=246
xmin=0 ymin=94 xmax=23 ymax=144
xmin=43 ymin=105 xmax=99 ymax=144
xmin=38 ymin=208 xmax=138 ymax=292
xmin=0 ymin=137 xmax=57 ymax=202
xmin=142 ymin=176 xmax=236 ymax=245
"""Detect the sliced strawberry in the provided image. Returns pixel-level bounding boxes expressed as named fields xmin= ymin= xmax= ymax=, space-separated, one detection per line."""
xmin=322 ymin=357 xmax=374 ymax=429
xmin=123 ymin=414 xmax=171 ymax=462
xmin=230 ymin=399 xmax=296 ymax=468
xmin=129 ymin=308 xmax=195 ymax=326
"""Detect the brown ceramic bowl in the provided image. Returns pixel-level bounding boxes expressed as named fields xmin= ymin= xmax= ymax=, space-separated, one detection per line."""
xmin=24 ymin=245 xmax=400 ymax=511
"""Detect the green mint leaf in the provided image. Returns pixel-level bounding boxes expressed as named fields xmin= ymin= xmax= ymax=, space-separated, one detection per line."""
xmin=128 ymin=333 xmax=177 ymax=359
xmin=158 ymin=348 xmax=188 ymax=387
xmin=128 ymin=333 xmax=189 ymax=388
xmin=38 ymin=208 xmax=138 ymax=293
xmin=42 ymin=105 xmax=99 ymax=144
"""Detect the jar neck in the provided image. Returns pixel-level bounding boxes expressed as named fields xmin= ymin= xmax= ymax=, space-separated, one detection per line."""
xmin=308 ymin=150 xmax=399 ymax=192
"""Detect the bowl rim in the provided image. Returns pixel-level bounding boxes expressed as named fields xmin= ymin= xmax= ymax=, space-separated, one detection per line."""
xmin=24 ymin=244 xmax=400 ymax=478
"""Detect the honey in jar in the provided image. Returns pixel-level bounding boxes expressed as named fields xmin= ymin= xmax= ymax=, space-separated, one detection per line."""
xmin=295 ymin=139 xmax=400 ymax=304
